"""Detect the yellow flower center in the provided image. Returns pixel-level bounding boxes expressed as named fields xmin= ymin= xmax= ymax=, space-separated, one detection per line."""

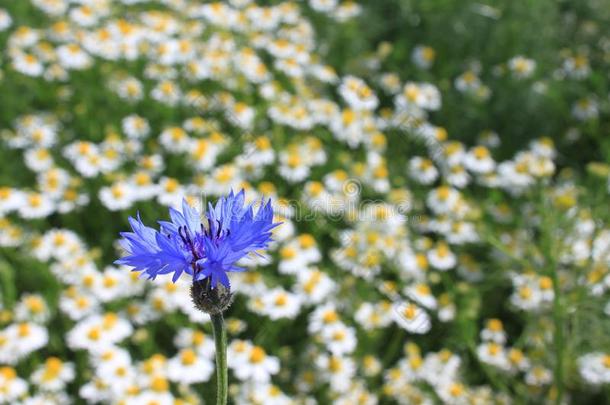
xmin=111 ymin=185 xmax=124 ymax=199
xmin=509 ymin=349 xmax=524 ymax=364
xmin=488 ymin=343 xmax=501 ymax=356
xmin=323 ymin=310 xmax=338 ymax=323
xmin=87 ymin=327 xmax=101 ymax=341
xmin=539 ymin=276 xmax=552 ymax=290
xmin=449 ymin=383 xmax=464 ymax=397
xmin=164 ymin=178 xmax=179 ymax=192
xmin=519 ymin=286 xmax=533 ymax=299
xmin=29 ymin=194 xmax=42 ymax=207
xmin=488 ymin=319 xmax=503 ymax=332
xmin=274 ymin=293 xmax=288 ymax=307
xmin=249 ymin=346 xmax=266 ymax=364
xmin=26 ymin=296 xmax=45 ymax=313
xmin=437 ymin=186 xmax=450 ymax=201
xmin=332 ymin=330 xmax=346 ymax=341
xmin=415 ymin=284 xmax=430 ymax=295
xmin=181 ymin=349 xmax=197 ymax=366
xmin=403 ymin=305 xmax=417 ymax=320
xmin=328 ymin=357 xmax=342 ymax=372
xmin=150 ymin=377 xmax=168 ymax=392
xmin=473 ymin=146 xmax=490 ymax=159
xmin=280 ymin=247 xmax=296 ymax=260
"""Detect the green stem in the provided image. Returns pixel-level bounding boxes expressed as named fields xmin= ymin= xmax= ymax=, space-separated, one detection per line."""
xmin=210 ymin=312 xmax=228 ymax=405
xmin=538 ymin=189 xmax=564 ymax=404
xmin=484 ymin=233 xmax=531 ymax=269
xmin=381 ymin=329 xmax=405 ymax=366
xmin=0 ymin=257 xmax=16 ymax=308
xmin=550 ymin=266 xmax=564 ymax=405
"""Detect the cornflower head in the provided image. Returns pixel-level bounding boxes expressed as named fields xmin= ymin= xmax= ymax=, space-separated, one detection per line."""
xmin=116 ymin=189 xmax=278 ymax=313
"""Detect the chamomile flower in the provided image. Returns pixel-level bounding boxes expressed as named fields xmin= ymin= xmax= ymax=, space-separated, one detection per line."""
xmin=295 ymin=267 xmax=336 ymax=304
xmin=0 ymin=367 xmax=28 ymax=403
xmin=13 ymin=53 xmax=44 ymax=77
xmin=122 ymin=115 xmax=151 ymax=139
xmin=463 ymin=146 xmax=495 ymax=174
xmin=18 ymin=192 xmax=54 ymax=219
xmin=174 ymin=328 xmax=215 ymax=358
xmin=24 ymin=147 xmax=54 ymax=172
xmin=355 ymin=301 xmax=393 ymax=330
xmin=67 ymin=313 xmax=133 ymax=352
xmin=0 ymin=9 xmax=11 ymax=32
xmin=562 ymin=54 xmax=591 ymax=79
xmin=480 ymin=319 xmax=507 ymax=344
xmin=315 ymin=354 xmax=356 ymax=393
xmin=278 ymin=237 xmax=320 ymax=274
xmin=525 ymin=365 xmax=552 ymax=386
xmin=455 ymin=71 xmax=482 ymax=93
xmin=409 ymin=157 xmax=439 ymax=185
xmin=0 ymin=187 xmax=24 ymax=214
xmin=261 ymin=288 xmax=302 ymax=320
xmin=404 ymin=283 xmax=437 ymax=310
xmin=426 ymin=186 xmax=460 ymax=215
xmin=310 ymin=0 xmax=339 ymax=13
xmin=232 ymin=344 xmax=280 ymax=383
xmin=99 ymin=182 xmax=135 ymax=211
xmin=339 ymin=75 xmax=379 ymax=111
xmin=320 ymin=322 xmax=357 ymax=355
xmin=56 ymin=44 xmax=92 ymax=70
xmin=427 ymin=241 xmax=457 ymax=270
xmin=507 ymin=348 xmax=530 ymax=373
xmin=572 ymin=97 xmax=599 ymax=121
xmin=3 ymin=322 xmax=49 ymax=363
xmin=308 ymin=303 xmax=342 ymax=334
xmin=167 ymin=348 xmax=214 ymax=384
xmin=30 ymin=357 xmax=75 ymax=391
xmin=159 ymin=127 xmax=191 ymax=153
xmin=476 ymin=342 xmax=510 ymax=371
xmin=115 ymin=77 xmax=144 ymax=101
xmin=412 ymin=45 xmax=436 ymax=69
xmin=578 ymin=353 xmax=610 ymax=385
xmin=14 ymin=294 xmax=50 ymax=323
xmin=151 ymin=80 xmax=182 ymax=106
xmin=391 ymin=302 xmax=431 ymax=334
xmin=508 ymin=55 xmax=536 ymax=78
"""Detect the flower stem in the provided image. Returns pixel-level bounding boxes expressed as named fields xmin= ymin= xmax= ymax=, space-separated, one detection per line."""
xmin=210 ymin=312 xmax=228 ymax=405
xmin=550 ymin=265 xmax=564 ymax=404
xmin=538 ymin=188 xmax=564 ymax=404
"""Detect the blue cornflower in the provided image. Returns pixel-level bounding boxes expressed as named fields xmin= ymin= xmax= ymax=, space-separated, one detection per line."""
xmin=115 ymin=190 xmax=278 ymax=289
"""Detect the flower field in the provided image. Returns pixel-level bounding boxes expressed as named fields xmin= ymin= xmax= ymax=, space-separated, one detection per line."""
xmin=1 ymin=0 xmax=610 ymax=404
